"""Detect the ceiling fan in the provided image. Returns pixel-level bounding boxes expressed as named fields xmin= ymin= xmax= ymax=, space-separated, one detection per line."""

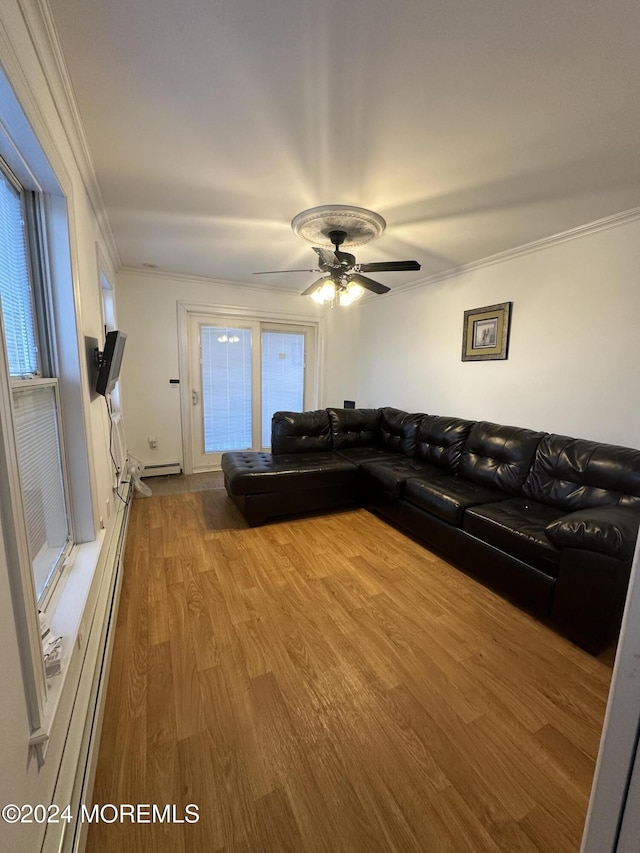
xmin=253 ymin=205 xmax=421 ymax=305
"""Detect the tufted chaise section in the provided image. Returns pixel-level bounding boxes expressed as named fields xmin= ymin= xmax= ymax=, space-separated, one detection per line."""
xmin=223 ymin=451 xmax=356 ymax=495
xmin=222 ymin=444 xmax=359 ymax=527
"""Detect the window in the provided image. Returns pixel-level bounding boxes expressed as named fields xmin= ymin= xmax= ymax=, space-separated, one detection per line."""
xmin=0 ymin=63 xmax=101 ymax=755
xmin=261 ymin=328 xmax=305 ymax=447
xmin=0 ymin=169 xmax=38 ymax=375
xmin=0 ymin=163 xmax=71 ymax=602
xmin=200 ymin=325 xmax=253 ymax=453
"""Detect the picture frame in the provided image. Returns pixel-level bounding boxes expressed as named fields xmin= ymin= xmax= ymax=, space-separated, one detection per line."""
xmin=462 ymin=301 xmax=512 ymax=361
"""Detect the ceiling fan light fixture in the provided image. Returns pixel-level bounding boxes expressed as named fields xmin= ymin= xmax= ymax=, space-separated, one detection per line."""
xmin=254 ymin=206 xmax=419 ymax=305
xmin=338 ymin=282 xmax=365 ymax=306
xmin=311 ymin=280 xmax=336 ymax=304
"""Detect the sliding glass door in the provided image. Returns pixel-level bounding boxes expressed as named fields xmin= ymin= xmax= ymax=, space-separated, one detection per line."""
xmin=188 ymin=315 xmax=316 ymax=470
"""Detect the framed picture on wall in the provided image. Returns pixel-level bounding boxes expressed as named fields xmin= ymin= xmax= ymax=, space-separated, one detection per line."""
xmin=462 ymin=301 xmax=512 ymax=361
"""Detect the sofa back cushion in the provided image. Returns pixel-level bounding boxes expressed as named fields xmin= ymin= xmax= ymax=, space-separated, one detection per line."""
xmin=459 ymin=421 xmax=545 ymax=495
xmin=327 ymin=408 xmax=381 ymax=449
xmin=378 ymin=408 xmax=425 ymax=457
xmin=523 ymin=434 xmax=640 ymax=510
xmin=271 ymin=409 xmax=331 ymax=454
xmin=414 ymin=415 xmax=475 ymax=471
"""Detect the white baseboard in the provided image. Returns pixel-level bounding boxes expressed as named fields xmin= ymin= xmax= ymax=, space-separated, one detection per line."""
xmin=142 ymin=462 xmax=182 ymax=478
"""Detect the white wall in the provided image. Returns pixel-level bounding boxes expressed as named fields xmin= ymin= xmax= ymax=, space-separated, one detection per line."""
xmin=115 ymin=270 xmax=336 ymax=468
xmin=321 ymin=301 xmax=361 ymax=408
xmin=357 ymin=216 xmax=640 ymax=448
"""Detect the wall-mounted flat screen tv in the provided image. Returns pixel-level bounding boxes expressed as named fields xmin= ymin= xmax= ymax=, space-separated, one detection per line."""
xmin=96 ymin=330 xmax=127 ymax=396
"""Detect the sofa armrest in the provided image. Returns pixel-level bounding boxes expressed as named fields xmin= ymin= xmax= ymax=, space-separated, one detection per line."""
xmin=545 ymin=506 xmax=640 ymax=561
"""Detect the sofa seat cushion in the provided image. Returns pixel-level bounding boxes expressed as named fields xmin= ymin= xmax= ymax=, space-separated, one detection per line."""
xmin=221 ymin=451 xmax=357 ymax=495
xmin=361 ymin=459 xmax=441 ymax=499
xmin=334 ymin=446 xmax=401 ymax=466
xmin=464 ymin=498 xmax=562 ymax=577
xmin=403 ymin=471 xmax=507 ymax=525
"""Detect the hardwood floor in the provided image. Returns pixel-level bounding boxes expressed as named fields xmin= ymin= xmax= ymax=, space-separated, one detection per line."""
xmin=87 ymin=490 xmax=613 ymax=852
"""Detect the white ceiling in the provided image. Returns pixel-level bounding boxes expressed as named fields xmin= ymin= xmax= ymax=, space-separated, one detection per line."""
xmin=48 ymin=0 xmax=640 ymax=292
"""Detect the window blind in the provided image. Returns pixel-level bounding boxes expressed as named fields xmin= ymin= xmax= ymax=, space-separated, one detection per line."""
xmin=0 ymin=169 xmax=39 ymax=376
xmin=1 ymin=163 xmax=70 ymax=602
xmin=201 ymin=326 xmax=252 ymax=452
xmin=12 ymin=384 xmax=69 ymax=598
xmin=261 ymin=331 xmax=304 ymax=446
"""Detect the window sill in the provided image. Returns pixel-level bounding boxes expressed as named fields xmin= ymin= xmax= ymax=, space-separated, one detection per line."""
xmin=28 ymin=525 xmax=110 ymax=766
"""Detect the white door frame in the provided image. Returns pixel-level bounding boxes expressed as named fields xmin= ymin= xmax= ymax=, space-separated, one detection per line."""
xmin=177 ymin=301 xmax=323 ymax=474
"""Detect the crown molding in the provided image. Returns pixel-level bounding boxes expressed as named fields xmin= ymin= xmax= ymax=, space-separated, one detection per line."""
xmin=122 ymin=204 xmax=640 ymax=301
xmin=3 ymin=0 xmax=121 ymax=270
xmin=118 ymin=265 xmax=311 ymax=298
xmin=389 ymin=205 xmax=640 ymax=298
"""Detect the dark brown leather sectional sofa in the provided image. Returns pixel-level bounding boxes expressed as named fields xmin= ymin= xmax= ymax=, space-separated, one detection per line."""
xmin=222 ymin=407 xmax=640 ymax=654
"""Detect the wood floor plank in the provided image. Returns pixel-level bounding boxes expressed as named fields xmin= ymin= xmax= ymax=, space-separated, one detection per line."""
xmin=146 ymin=641 xmax=176 ymax=746
xmin=87 ymin=496 xmax=613 ymax=853
xmin=533 ymin=723 xmax=598 ymax=790
xmin=182 ymin=556 xmax=220 ymax=670
xmin=196 ymin=666 xmax=258 ymax=847
xmin=166 ymin=581 xmax=206 ymax=740
xmin=177 ymin=730 xmax=229 ymax=850
xmin=147 ymin=596 xmax=169 ymax=647
xmin=251 ymin=787 xmax=306 ymax=853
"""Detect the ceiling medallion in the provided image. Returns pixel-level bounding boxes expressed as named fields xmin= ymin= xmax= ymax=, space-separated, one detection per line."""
xmin=291 ymin=205 xmax=386 ymax=248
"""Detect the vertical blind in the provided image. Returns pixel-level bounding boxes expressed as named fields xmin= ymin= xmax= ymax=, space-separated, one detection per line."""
xmin=1 ymin=164 xmax=70 ymax=601
xmin=0 ymin=169 xmax=39 ymax=376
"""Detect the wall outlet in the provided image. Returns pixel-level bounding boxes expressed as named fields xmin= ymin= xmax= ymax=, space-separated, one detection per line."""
xmin=148 ymin=435 xmax=158 ymax=449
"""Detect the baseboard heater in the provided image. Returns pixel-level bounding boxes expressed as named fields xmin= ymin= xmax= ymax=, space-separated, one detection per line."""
xmin=142 ymin=462 xmax=182 ymax=478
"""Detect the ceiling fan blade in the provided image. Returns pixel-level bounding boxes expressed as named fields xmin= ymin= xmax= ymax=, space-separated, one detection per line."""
xmin=253 ymin=268 xmax=320 ymax=274
xmin=359 ymin=260 xmax=421 ymax=272
xmin=313 ymin=246 xmax=340 ymax=267
xmin=300 ymin=276 xmax=331 ymax=297
xmin=350 ymin=273 xmax=390 ymax=295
